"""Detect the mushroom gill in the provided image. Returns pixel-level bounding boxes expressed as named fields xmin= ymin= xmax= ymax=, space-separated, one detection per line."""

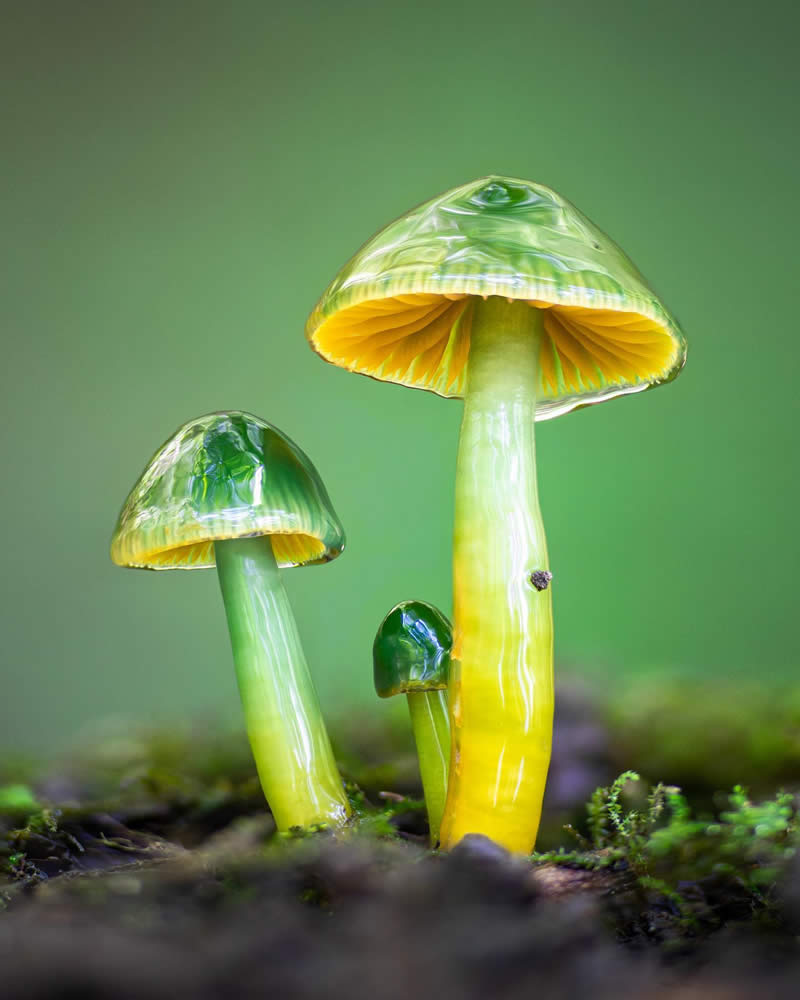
xmin=310 ymin=294 xmax=678 ymax=400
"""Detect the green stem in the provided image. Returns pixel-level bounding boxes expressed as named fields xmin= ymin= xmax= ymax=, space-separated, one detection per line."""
xmin=215 ymin=535 xmax=350 ymax=830
xmin=406 ymin=689 xmax=450 ymax=844
xmin=439 ymin=297 xmax=554 ymax=854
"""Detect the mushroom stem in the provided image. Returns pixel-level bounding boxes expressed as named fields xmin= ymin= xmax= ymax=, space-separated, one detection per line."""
xmin=214 ymin=535 xmax=350 ymax=831
xmin=406 ymin=690 xmax=450 ymax=844
xmin=439 ymin=297 xmax=554 ymax=854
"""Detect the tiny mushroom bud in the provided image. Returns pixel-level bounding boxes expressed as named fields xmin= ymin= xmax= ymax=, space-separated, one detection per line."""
xmin=308 ymin=176 xmax=686 ymax=853
xmin=111 ymin=411 xmax=350 ymax=832
xmin=374 ymin=601 xmax=452 ymax=844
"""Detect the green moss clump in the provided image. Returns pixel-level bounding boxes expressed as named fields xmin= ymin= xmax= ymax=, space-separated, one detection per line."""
xmin=535 ymin=771 xmax=797 ymax=921
xmin=0 ymin=786 xmax=39 ymax=813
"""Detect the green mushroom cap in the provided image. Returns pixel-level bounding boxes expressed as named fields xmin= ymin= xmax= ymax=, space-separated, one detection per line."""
xmin=307 ymin=175 xmax=686 ymax=419
xmin=111 ymin=411 xmax=344 ymax=570
xmin=373 ymin=600 xmax=452 ymax=698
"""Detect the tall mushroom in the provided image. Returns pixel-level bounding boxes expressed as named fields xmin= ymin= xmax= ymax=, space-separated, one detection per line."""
xmin=373 ymin=600 xmax=452 ymax=844
xmin=111 ymin=411 xmax=350 ymax=831
xmin=307 ymin=176 xmax=686 ymax=853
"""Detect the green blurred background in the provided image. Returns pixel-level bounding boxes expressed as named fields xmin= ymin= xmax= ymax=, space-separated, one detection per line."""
xmin=1 ymin=0 xmax=798 ymax=754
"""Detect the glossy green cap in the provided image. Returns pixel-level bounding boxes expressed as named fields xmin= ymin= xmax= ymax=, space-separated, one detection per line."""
xmin=373 ymin=600 xmax=452 ymax=698
xmin=111 ymin=411 xmax=344 ymax=570
xmin=307 ymin=175 xmax=686 ymax=419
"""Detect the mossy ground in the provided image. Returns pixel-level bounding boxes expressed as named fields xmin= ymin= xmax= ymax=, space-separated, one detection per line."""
xmin=2 ymin=680 xmax=800 ymax=998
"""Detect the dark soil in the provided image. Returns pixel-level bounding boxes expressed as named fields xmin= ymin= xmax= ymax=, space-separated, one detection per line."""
xmin=3 ymin=682 xmax=800 ymax=999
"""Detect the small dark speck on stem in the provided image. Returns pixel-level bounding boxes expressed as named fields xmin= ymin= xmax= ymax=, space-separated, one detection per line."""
xmin=530 ymin=570 xmax=553 ymax=592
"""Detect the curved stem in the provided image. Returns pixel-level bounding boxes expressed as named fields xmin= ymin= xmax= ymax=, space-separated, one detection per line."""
xmin=215 ymin=536 xmax=350 ymax=830
xmin=439 ymin=297 xmax=554 ymax=854
xmin=406 ymin=689 xmax=450 ymax=845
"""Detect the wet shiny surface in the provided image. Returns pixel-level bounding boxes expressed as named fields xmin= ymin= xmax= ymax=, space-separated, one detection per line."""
xmin=440 ymin=300 xmax=554 ymax=854
xmin=111 ymin=411 xmax=344 ymax=570
xmin=407 ymin=688 xmax=450 ymax=844
xmin=373 ymin=600 xmax=452 ymax=843
xmin=373 ymin=600 xmax=452 ymax=698
xmin=308 ymin=176 xmax=686 ymax=418
xmin=216 ymin=535 xmax=350 ymax=830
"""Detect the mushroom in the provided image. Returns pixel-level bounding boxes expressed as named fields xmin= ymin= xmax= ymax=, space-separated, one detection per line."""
xmin=373 ymin=600 xmax=452 ymax=844
xmin=307 ymin=176 xmax=686 ymax=853
xmin=111 ymin=411 xmax=350 ymax=831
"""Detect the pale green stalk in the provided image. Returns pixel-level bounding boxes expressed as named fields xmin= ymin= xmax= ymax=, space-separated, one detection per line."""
xmin=406 ymin=689 xmax=450 ymax=844
xmin=215 ymin=535 xmax=350 ymax=831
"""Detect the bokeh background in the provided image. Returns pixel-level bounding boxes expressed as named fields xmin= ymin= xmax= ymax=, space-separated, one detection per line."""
xmin=2 ymin=0 xmax=798 ymax=754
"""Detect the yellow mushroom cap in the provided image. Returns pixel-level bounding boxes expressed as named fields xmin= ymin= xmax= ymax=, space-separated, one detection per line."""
xmin=307 ymin=176 xmax=686 ymax=419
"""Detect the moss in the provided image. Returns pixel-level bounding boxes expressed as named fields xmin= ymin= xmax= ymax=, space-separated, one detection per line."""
xmin=0 ymin=785 xmax=39 ymax=812
xmin=534 ymin=771 xmax=797 ymax=926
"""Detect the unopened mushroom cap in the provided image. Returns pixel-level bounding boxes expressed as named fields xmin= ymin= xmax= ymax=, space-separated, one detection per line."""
xmin=111 ymin=412 xmax=344 ymax=570
xmin=307 ymin=175 xmax=686 ymax=420
xmin=373 ymin=600 xmax=452 ymax=698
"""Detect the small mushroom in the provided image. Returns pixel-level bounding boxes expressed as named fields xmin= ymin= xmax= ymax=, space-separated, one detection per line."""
xmin=373 ymin=601 xmax=452 ymax=844
xmin=307 ymin=176 xmax=686 ymax=853
xmin=111 ymin=411 xmax=350 ymax=831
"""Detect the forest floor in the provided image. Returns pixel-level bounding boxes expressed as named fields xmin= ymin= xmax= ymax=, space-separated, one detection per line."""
xmin=3 ymin=679 xmax=800 ymax=999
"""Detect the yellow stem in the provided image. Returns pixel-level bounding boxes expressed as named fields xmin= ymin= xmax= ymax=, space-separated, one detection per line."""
xmin=439 ymin=297 xmax=554 ymax=854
